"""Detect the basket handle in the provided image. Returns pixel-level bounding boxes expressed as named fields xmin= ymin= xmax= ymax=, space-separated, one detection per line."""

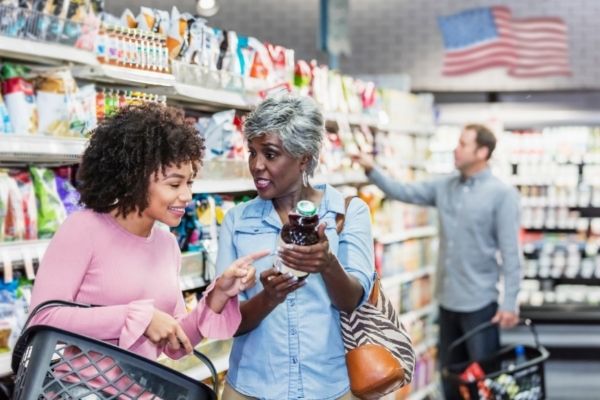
xmin=17 ymin=300 xmax=220 ymax=393
xmin=193 ymin=349 xmax=219 ymax=393
xmin=444 ymin=318 xmax=541 ymax=366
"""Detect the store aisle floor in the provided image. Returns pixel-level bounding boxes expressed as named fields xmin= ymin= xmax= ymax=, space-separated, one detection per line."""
xmin=545 ymin=360 xmax=600 ymax=400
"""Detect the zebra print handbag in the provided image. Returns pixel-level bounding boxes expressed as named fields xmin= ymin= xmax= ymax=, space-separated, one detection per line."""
xmin=336 ymin=198 xmax=416 ymax=400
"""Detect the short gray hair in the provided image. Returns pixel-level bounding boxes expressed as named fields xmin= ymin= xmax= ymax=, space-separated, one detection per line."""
xmin=244 ymin=96 xmax=324 ymax=176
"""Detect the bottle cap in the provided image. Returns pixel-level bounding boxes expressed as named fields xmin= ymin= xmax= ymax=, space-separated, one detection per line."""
xmin=296 ymin=200 xmax=317 ymax=217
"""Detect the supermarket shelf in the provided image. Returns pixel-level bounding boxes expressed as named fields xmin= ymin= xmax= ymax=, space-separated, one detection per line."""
xmin=0 ymin=352 xmax=11 ymax=377
xmin=0 ymin=240 xmax=49 ymax=266
xmin=380 ymin=123 xmax=436 ymax=136
xmin=375 ymin=226 xmax=438 ymax=245
xmin=501 ymin=323 xmax=600 ymax=348
xmin=0 ymin=36 xmax=98 ymax=66
xmin=520 ymin=304 xmax=600 ymax=323
xmin=183 ymin=352 xmax=229 ymax=381
xmin=0 ymin=135 xmax=87 ymax=166
xmin=312 ymin=170 xmax=368 ymax=186
xmin=72 ymin=64 xmax=176 ymax=87
xmin=573 ymin=207 xmax=600 ymax=218
xmin=413 ymin=336 xmax=438 ymax=358
xmin=381 ymin=265 xmax=435 ymax=288
xmin=400 ymin=303 xmax=437 ymax=325
xmin=192 ymin=178 xmax=255 ymax=194
xmin=160 ymin=83 xmax=253 ymax=111
xmin=407 ymin=380 xmax=439 ymax=400
xmin=192 ymin=171 xmax=368 ymax=194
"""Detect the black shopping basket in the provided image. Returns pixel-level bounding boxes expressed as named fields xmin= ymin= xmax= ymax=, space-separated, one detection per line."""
xmin=9 ymin=300 xmax=219 ymax=399
xmin=442 ymin=319 xmax=550 ymax=400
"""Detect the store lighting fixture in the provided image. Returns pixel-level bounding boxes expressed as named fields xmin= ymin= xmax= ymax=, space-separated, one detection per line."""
xmin=196 ymin=0 xmax=219 ymax=17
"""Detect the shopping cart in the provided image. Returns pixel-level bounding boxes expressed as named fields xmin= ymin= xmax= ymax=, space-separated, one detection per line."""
xmin=9 ymin=300 xmax=218 ymax=400
xmin=442 ymin=319 xmax=550 ymax=400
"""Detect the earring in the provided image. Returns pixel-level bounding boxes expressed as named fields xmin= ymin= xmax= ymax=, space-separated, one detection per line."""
xmin=302 ymin=170 xmax=309 ymax=187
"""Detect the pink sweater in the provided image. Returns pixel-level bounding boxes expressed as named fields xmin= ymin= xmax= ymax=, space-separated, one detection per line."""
xmin=29 ymin=209 xmax=241 ymax=360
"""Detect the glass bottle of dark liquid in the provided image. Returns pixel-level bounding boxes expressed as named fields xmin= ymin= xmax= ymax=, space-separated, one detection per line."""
xmin=276 ymin=200 xmax=319 ymax=280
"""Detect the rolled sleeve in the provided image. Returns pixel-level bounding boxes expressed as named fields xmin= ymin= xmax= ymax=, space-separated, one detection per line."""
xmin=496 ymin=188 xmax=522 ymax=313
xmin=336 ymin=198 xmax=376 ymax=305
xmin=368 ymin=167 xmax=438 ymax=207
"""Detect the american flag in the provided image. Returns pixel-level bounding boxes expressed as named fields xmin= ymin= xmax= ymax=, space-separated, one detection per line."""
xmin=438 ymin=6 xmax=571 ymax=77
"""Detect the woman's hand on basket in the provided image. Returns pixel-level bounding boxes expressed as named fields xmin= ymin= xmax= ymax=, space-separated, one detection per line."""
xmin=492 ymin=310 xmax=519 ymax=329
xmin=145 ymin=309 xmax=193 ymax=354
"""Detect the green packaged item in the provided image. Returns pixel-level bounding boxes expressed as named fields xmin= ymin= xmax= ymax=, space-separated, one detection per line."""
xmin=29 ymin=167 xmax=67 ymax=238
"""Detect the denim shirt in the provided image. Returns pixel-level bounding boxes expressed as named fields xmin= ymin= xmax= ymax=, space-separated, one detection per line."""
xmin=368 ymin=167 xmax=521 ymax=313
xmin=216 ymin=184 xmax=375 ymax=400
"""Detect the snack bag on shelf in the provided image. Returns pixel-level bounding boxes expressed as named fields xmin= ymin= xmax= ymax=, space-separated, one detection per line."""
xmin=121 ymin=8 xmax=137 ymax=28
xmin=248 ymin=37 xmax=273 ymax=81
xmin=166 ymin=7 xmax=190 ymax=60
xmin=11 ymin=170 xmax=38 ymax=240
xmin=0 ymin=93 xmax=13 ymax=134
xmin=136 ymin=6 xmax=155 ymax=32
xmin=71 ymin=84 xmax=96 ymax=136
xmin=294 ymin=59 xmax=312 ymax=96
xmin=54 ymin=166 xmax=81 ymax=215
xmin=29 ymin=167 xmax=67 ymax=238
xmin=266 ymin=43 xmax=294 ymax=86
xmin=196 ymin=109 xmax=236 ymax=161
xmin=1 ymin=64 xmax=38 ymax=135
xmin=35 ymin=69 xmax=79 ymax=137
xmin=3 ymin=174 xmax=25 ymax=241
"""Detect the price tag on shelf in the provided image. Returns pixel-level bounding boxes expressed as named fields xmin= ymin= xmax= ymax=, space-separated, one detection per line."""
xmin=2 ymin=251 xmax=13 ymax=283
xmin=21 ymin=248 xmax=35 ymax=280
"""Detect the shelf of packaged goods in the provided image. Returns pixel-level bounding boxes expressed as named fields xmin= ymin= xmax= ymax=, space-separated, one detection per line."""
xmin=399 ymin=303 xmax=437 ymax=325
xmin=0 ymin=36 xmax=98 ymax=66
xmin=413 ymin=336 xmax=438 ymax=358
xmin=407 ymin=380 xmax=439 ymax=400
xmin=192 ymin=178 xmax=255 ymax=194
xmin=0 ymin=240 xmax=50 ymax=275
xmin=520 ymin=304 xmax=600 ymax=323
xmin=312 ymin=170 xmax=368 ymax=186
xmin=0 ymin=135 xmax=87 ymax=166
xmin=374 ymin=226 xmax=437 ymax=246
xmin=381 ymin=265 xmax=435 ymax=288
xmin=192 ymin=171 xmax=368 ymax=194
xmin=0 ymin=352 xmax=11 ymax=377
xmin=324 ymin=112 xmax=381 ymax=128
xmin=72 ymin=64 xmax=176 ymax=87
xmin=572 ymin=207 xmax=600 ymax=218
xmin=380 ymin=124 xmax=436 ymax=136
xmin=159 ymin=84 xmax=253 ymax=111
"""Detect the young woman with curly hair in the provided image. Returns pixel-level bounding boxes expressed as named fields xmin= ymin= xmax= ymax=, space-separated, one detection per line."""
xmin=28 ymin=103 xmax=268 ymax=396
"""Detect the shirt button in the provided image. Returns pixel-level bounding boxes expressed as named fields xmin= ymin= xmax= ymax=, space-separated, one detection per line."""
xmin=292 ymin=357 xmax=298 ymax=364
xmin=291 ymin=328 xmax=297 ymax=335
xmin=289 ymin=299 xmax=295 ymax=307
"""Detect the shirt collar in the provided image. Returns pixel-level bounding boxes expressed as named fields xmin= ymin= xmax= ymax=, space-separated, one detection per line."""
xmin=460 ymin=167 xmax=491 ymax=186
xmin=240 ymin=184 xmax=345 ymax=225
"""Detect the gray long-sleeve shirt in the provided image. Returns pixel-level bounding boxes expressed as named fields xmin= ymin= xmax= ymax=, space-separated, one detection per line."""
xmin=369 ymin=167 xmax=521 ymax=313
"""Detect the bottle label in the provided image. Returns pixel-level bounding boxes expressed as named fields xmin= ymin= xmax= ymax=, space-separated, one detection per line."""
xmin=275 ymin=236 xmax=308 ymax=278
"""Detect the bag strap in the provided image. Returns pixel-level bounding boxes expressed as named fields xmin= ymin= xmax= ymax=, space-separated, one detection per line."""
xmin=335 ymin=197 xmax=381 ymax=306
xmin=335 ymin=196 xmax=357 ymax=234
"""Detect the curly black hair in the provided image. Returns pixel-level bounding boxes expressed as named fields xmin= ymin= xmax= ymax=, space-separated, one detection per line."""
xmin=77 ymin=102 xmax=205 ymax=217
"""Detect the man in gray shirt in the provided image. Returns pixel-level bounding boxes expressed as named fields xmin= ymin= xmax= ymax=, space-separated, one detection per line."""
xmin=353 ymin=124 xmax=521 ymax=400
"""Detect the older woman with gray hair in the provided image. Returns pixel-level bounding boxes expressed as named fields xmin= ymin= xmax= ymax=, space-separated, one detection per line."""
xmin=216 ymin=96 xmax=375 ymax=400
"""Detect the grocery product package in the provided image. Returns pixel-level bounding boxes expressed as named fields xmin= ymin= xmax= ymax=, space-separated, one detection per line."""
xmin=11 ymin=170 xmax=38 ymax=240
xmin=54 ymin=166 xmax=82 ymax=215
xmin=1 ymin=64 xmax=38 ymax=134
xmin=35 ymin=68 xmax=79 ymax=136
xmin=196 ymin=109 xmax=236 ymax=161
xmin=29 ymin=167 xmax=67 ymax=238
xmin=1 ymin=172 xmax=25 ymax=241
xmin=0 ymin=92 xmax=13 ymax=134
